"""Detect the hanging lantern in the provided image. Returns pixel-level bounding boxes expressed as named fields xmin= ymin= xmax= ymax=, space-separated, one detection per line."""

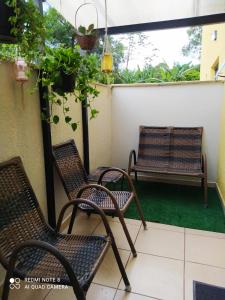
xmin=101 ymin=0 xmax=113 ymax=73
xmin=14 ymin=58 xmax=28 ymax=83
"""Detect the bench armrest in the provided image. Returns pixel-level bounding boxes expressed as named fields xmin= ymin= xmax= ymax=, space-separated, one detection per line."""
xmin=128 ymin=150 xmax=137 ymax=175
xmin=202 ymin=153 xmax=207 ymax=175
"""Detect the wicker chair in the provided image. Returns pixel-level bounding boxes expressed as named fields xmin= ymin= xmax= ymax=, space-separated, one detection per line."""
xmin=52 ymin=139 xmax=147 ymax=257
xmin=0 ymin=157 xmax=131 ymax=300
xmin=128 ymin=126 xmax=208 ymax=206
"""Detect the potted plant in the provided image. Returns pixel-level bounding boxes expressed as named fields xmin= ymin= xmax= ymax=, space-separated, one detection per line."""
xmin=0 ymin=0 xmax=16 ymax=43
xmin=76 ymin=24 xmax=98 ymax=51
xmin=41 ymin=47 xmax=81 ymax=95
xmin=3 ymin=0 xmax=45 ymax=64
xmin=40 ymin=46 xmax=100 ymax=130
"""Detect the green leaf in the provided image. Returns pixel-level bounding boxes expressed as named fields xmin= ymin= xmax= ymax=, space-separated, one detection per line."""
xmin=53 ymin=115 xmax=59 ymax=124
xmin=78 ymin=25 xmax=86 ymax=35
xmin=90 ymin=108 xmax=99 ymax=119
xmin=71 ymin=123 xmax=78 ymax=131
xmin=65 ymin=116 xmax=72 ymax=123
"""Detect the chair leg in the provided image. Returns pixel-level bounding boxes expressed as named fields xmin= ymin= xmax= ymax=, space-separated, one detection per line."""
xmin=2 ymin=276 xmax=10 ymax=300
xmin=111 ymin=237 xmax=131 ymax=292
xmin=117 ymin=212 xmax=137 ymax=257
xmin=68 ymin=206 xmax=78 ymax=234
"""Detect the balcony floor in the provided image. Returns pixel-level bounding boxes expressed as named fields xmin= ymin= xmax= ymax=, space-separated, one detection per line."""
xmin=9 ymin=212 xmax=225 ymax=300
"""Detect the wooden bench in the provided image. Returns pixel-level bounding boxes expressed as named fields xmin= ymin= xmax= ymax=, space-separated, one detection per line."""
xmin=128 ymin=126 xmax=208 ymax=206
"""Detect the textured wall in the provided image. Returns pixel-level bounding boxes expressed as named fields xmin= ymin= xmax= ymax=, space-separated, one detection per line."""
xmin=217 ymin=84 xmax=225 ymax=206
xmin=89 ymin=84 xmax=112 ymax=171
xmin=0 ymin=62 xmax=47 ymax=212
xmin=111 ymin=81 xmax=224 ymax=183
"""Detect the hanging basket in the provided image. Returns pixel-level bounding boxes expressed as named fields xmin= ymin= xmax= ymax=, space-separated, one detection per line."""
xmin=75 ymin=2 xmax=99 ymax=51
xmin=0 ymin=1 xmax=16 ymax=43
xmin=76 ymin=34 xmax=98 ymax=51
xmin=52 ymin=70 xmax=75 ymax=95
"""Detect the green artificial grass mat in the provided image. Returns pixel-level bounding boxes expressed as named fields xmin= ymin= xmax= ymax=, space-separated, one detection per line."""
xmin=117 ymin=181 xmax=225 ymax=233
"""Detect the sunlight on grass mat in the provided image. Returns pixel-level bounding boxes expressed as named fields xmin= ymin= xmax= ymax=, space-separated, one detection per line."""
xmin=123 ymin=181 xmax=225 ymax=233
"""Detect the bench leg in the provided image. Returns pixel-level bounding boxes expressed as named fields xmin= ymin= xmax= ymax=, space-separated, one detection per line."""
xmin=203 ymin=176 xmax=208 ymax=208
xmin=135 ymin=171 xmax=138 ymax=182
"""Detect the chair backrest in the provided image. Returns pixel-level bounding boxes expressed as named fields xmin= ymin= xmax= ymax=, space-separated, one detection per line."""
xmin=137 ymin=126 xmax=171 ymax=168
xmin=52 ymin=140 xmax=88 ymax=200
xmin=169 ymin=127 xmax=203 ymax=171
xmin=0 ymin=157 xmax=49 ymax=268
xmin=137 ymin=126 xmax=203 ymax=171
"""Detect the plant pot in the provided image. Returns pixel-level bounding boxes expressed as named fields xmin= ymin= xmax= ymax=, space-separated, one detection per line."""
xmin=76 ymin=34 xmax=98 ymax=50
xmin=0 ymin=1 xmax=16 ymax=43
xmin=52 ymin=70 xmax=75 ymax=95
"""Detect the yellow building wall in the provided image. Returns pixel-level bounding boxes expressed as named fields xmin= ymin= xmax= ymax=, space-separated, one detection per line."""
xmin=200 ymin=23 xmax=225 ymax=81
xmin=217 ymin=84 xmax=225 ymax=207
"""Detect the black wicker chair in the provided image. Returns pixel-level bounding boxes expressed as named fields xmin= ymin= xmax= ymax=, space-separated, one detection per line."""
xmin=0 ymin=157 xmax=131 ymax=300
xmin=52 ymin=139 xmax=147 ymax=257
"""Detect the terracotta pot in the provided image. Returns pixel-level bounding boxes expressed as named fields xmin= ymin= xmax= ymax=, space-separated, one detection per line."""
xmin=76 ymin=35 xmax=98 ymax=50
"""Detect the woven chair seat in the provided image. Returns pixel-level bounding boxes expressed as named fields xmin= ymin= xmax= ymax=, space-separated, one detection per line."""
xmin=79 ymin=189 xmax=133 ymax=211
xmin=15 ymin=234 xmax=109 ymax=287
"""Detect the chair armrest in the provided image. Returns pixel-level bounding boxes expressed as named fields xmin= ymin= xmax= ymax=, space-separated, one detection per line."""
xmin=2 ymin=240 xmax=85 ymax=300
xmin=57 ymin=198 xmax=115 ymax=239
xmin=128 ymin=150 xmax=137 ymax=174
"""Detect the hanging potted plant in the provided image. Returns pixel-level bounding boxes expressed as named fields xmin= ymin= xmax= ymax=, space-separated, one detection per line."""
xmin=0 ymin=0 xmax=16 ymax=43
xmin=40 ymin=46 xmax=100 ymax=130
xmin=2 ymin=0 xmax=45 ymax=64
xmin=75 ymin=3 xmax=99 ymax=51
xmin=76 ymin=24 xmax=98 ymax=51
xmin=43 ymin=47 xmax=80 ymax=95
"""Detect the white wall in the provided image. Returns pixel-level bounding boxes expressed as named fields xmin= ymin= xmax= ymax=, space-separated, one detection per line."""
xmin=111 ymin=81 xmax=225 ymax=182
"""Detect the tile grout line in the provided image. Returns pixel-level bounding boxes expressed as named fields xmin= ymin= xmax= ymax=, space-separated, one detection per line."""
xmin=185 ymin=260 xmax=225 ymax=270
xmin=185 ymin=231 xmax=225 ymax=240
xmin=116 ymin=285 xmax=165 ymax=300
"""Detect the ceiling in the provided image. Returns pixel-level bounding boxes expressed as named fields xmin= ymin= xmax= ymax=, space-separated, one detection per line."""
xmin=47 ymin=0 xmax=225 ymax=33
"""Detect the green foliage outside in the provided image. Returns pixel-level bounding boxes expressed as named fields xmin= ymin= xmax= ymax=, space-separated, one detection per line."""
xmin=182 ymin=26 xmax=202 ymax=59
xmin=110 ymin=63 xmax=200 ymax=84
xmin=0 ymin=5 xmax=200 ymax=87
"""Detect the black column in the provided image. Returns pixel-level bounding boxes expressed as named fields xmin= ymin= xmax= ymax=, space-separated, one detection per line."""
xmin=38 ymin=0 xmax=56 ymax=228
xmin=82 ymin=101 xmax=90 ymax=175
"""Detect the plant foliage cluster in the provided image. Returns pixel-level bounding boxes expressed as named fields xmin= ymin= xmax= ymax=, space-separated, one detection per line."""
xmin=1 ymin=1 xmax=100 ymax=130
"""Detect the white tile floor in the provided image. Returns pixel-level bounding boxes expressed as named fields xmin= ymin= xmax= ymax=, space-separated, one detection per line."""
xmin=8 ymin=212 xmax=225 ymax=300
